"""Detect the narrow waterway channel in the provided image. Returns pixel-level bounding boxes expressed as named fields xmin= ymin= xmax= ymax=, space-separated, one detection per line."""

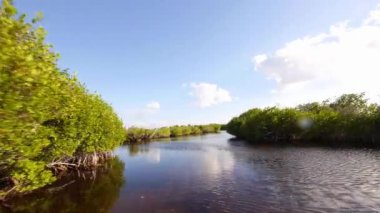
xmin=2 ymin=132 xmax=380 ymax=212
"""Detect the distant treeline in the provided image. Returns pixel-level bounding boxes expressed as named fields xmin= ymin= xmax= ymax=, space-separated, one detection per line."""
xmin=125 ymin=124 xmax=222 ymax=143
xmin=1 ymin=1 xmax=125 ymax=197
xmin=226 ymin=93 xmax=380 ymax=147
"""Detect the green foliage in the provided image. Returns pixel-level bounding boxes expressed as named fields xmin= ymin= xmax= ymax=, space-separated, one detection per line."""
xmin=155 ymin=127 xmax=171 ymax=138
xmin=190 ymin=126 xmax=202 ymax=135
xmin=125 ymin=127 xmax=154 ymax=143
xmin=125 ymin=124 xmax=222 ymax=143
xmin=226 ymin=93 xmax=380 ymax=146
xmin=0 ymin=0 xmax=125 ymax=195
xmin=11 ymin=160 xmax=56 ymax=192
xmin=170 ymin=126 xmax=183 ymax=137
xmin=199 ymin=123 xmax=221 ymax=134
xmin=181 ymin=125 xmax=192 ymax=136
xmin=2 ymin=158 xmax=124 ymax=213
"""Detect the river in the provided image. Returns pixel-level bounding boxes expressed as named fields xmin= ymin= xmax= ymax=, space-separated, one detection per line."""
xmin=2 ymin=132 xmax=380 ymax=212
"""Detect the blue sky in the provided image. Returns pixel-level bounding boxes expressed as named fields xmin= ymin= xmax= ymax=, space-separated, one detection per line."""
xmin=15 ymin=0 xmax=380 ymax=127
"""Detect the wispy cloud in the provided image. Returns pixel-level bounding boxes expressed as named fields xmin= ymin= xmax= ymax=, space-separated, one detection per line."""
xmin=125 ymin=101 xmax=161 ymax=128
xmin=188 ymin=82 xmax=232 ymax=108
xmin=146 ymin=101 xmax=160 ymax=110
xmin=253 ymin=4 xmax=380 ymax=105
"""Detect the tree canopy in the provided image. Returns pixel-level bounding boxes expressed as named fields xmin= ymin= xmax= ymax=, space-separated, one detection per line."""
xmin=125 ymin=124 xmax=222 ymax=143
xmin=226 ymin=93 xmax=380 ymax=147
xmin=0 ymin=0 xmax=125 ymax=196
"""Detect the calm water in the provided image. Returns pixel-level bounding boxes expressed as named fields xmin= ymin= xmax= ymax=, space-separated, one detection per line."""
xmin=2 ymin=132 xmax=380 ymax=213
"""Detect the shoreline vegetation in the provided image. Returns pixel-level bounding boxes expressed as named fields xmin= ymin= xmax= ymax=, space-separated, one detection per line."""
xmin=1 ymin=158 xmax=125 ymax=212
xmin=0 ymin=1 xmax=125 ymax=200
xmin=125 ymin=124 xmax=222 ymax=143
xmin=226 ymin=93 xmax=380 ymax=147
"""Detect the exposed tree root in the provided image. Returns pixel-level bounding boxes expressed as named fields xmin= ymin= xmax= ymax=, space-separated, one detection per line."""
xmin=0 ymin=151 xmax=115 ymax=202
xmin=47 ymin=151 xmax=114 ymax=175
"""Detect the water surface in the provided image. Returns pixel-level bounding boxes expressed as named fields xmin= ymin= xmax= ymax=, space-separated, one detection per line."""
xmin=3 ymin=132 xmax=380 ymax=212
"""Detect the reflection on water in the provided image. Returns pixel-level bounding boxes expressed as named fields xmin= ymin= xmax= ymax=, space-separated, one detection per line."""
xmin=1 ymin=158 xmax=125 ymax=213
xmin=2 ymin=132 xmax=380 ymax=212
xmin=201 ymin=148 xmax=234 ymax=177
xmin=114 ymin=132 xmax=380 ymax=212
xmin=128 ymin=143 xmax=150 ymax=157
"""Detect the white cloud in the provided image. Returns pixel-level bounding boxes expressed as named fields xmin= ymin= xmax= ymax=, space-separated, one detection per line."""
xmin=189 ymin=82 xmax=232 ymax=108
xmin=146 ymin=101 xmax=160 ymax=110
xmin=253 ymin=4 xmax=380 ymax=105
xmin=124 ymin=101 xmax=161 ymax=127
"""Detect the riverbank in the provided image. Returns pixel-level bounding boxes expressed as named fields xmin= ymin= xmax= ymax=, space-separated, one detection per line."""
xmin=0 ymin=1 xmax=125 ymax=199
xmin=226 ymin=93 xmax=380 ymax=148
xmin=125 ymin=124 xmax=222 ymax=143
xmin=0 ymin=157 xmax=125 ymax=212
xmin=0 ymin=128 xmax=221 ymax=203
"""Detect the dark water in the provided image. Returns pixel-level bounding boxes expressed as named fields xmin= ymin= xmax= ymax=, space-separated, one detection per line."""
xmin=2 ymin=132 xmax=380 ymax=213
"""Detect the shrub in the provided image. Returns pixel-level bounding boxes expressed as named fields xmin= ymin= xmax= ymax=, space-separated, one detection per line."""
xmin=226 ymin=93 xmax=380 ymax=146
xmin=0 ymin=1 xmax=125 ymax=195
xmin=124 ymin=124 xmax=222 ymax=143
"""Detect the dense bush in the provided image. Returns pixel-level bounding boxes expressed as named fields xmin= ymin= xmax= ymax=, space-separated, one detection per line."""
xmin=200 ymin=123 xmax=221 ymax=134
xmin=125 ymin=127 xmax=154 ymax=143
xmin=0 ymin=1 xmax=125 ymax=196
xmin=1 ymin=158 xmax=124 ymax=212
xmin=155 ymin=127 xmax=171 ymax=138
xmin=125 ymin=124 xmax=222 ymax=143
xmin=169 ymin=126 xmax=183 ymax=137
xmin=226 ymin=93 xmax=380 ymax=147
